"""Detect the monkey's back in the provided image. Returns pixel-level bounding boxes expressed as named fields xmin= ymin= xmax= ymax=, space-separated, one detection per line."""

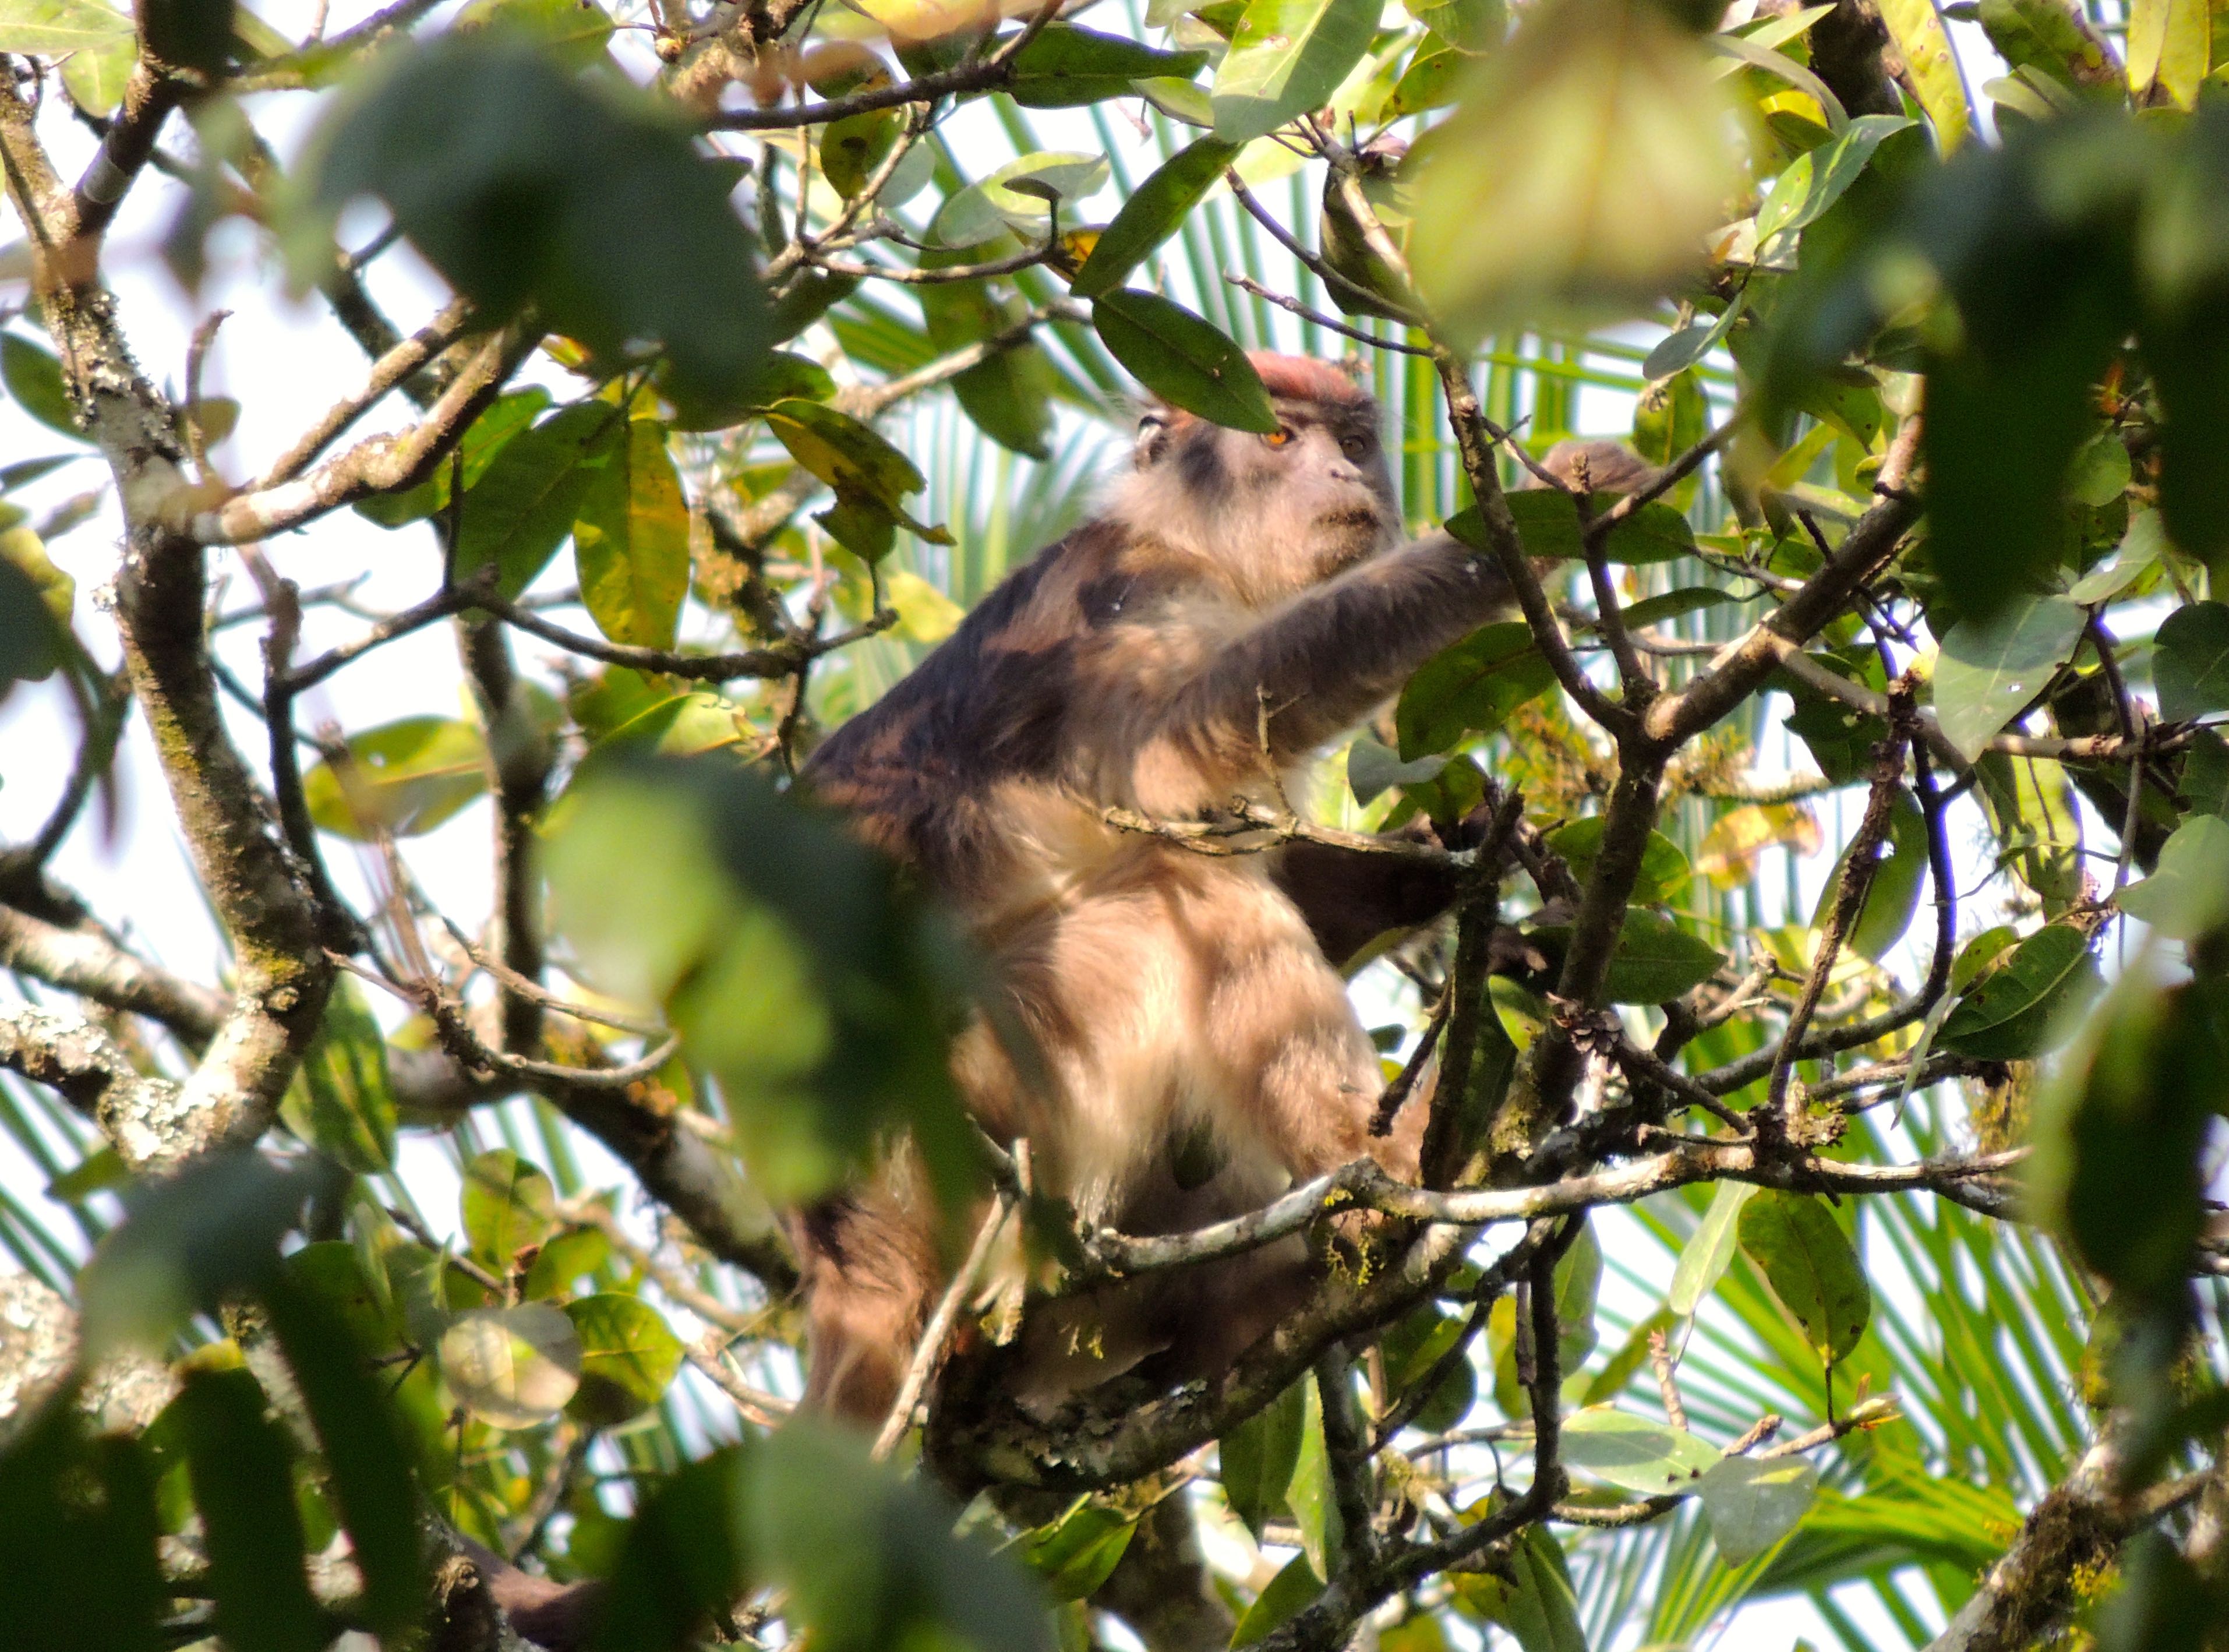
xmin=801 ymin=519 xmax=1239 ymax=913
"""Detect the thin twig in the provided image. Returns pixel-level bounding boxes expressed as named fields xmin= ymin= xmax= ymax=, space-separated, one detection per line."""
xmin=873 ymin=1195 xmax=1013 ymax=1459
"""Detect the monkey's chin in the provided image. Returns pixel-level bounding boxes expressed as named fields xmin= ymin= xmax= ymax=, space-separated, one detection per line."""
xmin=1313 ymin=522 xmax=1397 ymax=578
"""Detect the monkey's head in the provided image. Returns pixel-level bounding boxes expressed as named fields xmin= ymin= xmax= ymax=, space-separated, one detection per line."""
xmin=1112 ymin=353 xmax=1398 ymax=607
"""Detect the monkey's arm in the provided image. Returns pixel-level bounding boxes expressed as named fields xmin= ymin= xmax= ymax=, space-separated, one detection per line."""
xmin=1165 ymin=534 xmax=1512 ymax=772
xmin=1272 ymin=829 xmax=1460 ymax=969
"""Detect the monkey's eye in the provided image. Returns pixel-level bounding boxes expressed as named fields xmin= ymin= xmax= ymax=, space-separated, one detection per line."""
xmin=1339 ymin=435 xmax=1370 ymax=460
xmin=1263 ymin=426 xmax=1294 ymax=448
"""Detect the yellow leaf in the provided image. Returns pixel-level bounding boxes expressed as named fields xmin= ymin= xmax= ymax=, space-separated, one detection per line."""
xmin=2128 ymin=0 xmax=2211 ymax=106
xmin=882 ymin=566 xmax=965 ymax=644
xmin=1694 ymin=801 xmax=1824 ymax=887
xmin=1877 ymin=0 xmax=1972 ymax=148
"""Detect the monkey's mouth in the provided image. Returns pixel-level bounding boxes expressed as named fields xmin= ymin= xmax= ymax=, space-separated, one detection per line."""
xmin=1313 ymin=506 xmax=1394 ymax=568
xmin=1315 ymin=506 xmax=1387 ymax=538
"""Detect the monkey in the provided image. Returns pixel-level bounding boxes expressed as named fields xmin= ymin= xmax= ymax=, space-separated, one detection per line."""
xmin=793 ymin=358 xmax=1661 ymax=1423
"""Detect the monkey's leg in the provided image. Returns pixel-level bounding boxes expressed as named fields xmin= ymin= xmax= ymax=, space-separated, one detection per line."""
xmin=791 ymin=1193 xmax=939 ymax=1424
xmin=1192 ymin=873 xmax=1419 ymax=1182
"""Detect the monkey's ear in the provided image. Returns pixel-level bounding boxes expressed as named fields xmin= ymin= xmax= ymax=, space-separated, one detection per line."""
xmin=1133 ymin=411 xmax=1171 ymax=469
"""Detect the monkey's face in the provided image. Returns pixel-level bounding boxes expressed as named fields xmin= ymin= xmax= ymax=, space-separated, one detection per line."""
xmin=1131 ymin=395 xmax=1399 ymax=606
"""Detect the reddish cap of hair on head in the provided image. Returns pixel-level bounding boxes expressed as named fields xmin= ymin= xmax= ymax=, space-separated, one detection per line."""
xmin=1147 ymin=353 xmax=1371 ymax=428
xmin=1248 ymin=351 xmax=1370 ymax=407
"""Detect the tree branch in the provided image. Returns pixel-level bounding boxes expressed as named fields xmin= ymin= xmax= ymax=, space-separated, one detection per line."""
xmin=182 ymin=324 xmax=532 ymax=543
xmin=704 ymin=2 xmax=1063 ymax=130
xmin=1071 ymin=1143 xmax=2026 ymax=1281
xmin=0 ymin=79 xmax=333 ymax=1170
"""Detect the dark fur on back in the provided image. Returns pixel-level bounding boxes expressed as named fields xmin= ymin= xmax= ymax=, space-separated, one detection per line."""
xmin=803 ymin=518 xmax=1193 ymax=894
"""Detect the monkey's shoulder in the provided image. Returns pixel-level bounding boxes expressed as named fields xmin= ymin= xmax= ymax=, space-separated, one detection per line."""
xmin=806 ymin=522 xmax=1220 ymax=789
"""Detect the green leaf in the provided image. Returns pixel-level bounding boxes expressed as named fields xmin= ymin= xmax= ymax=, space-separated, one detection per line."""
xmin=454 ymin=401 xmax=619 ymax=600
xmin=1554 ymin=1217 xmax=1602 ymax=1374
xmin=0 ymin=1404 xmax=163 ymax=1652
xmin=302 ymin=715 xmax=489 ymax=840
xmin=547 ymin=759 xmax=975 ymax=1206
xmin=0 ymin=454 xmax=76 ymax=492
xmin=0 ymin=0 xmax=132 ymax=55
xmin=575 ymin=416 xmax=690 ymax=650
xmin=750 ymin=1421 xmax=1054 ymax=1652
xmin=1008 ymin=23 xmax=1207 ymax=105
xmin=1877 ymin=0 xmax=1972 ymax=144
xmin=355 ymin=386 xmax=550 ymax=528
xmin=1976 ymin=0 xmax=2118 ymax=96
xmin=45 ymin=1143 xmax=126 ymax=1205
xmin=1378 ymin=1304 xmax=1477 ymax=1432
xmin=1631 ymin=366 xmax=1708 ymax=469
xmin=523 ymin=1222 xmax=613 ymax=1300
xmin=1669 ymin=1179 xmax=1759 ymax=1316
xmin=1220 ymin=1378 xmax=1306 ymax=1538
xmin=1599 ymin=910 xmax=1726 ymax=1004
xmin=259 ymin=1273 xmax=423 ymax=1633
xmin=278 ymin=975 xmax=397 ymax=1174
xmin=456 ymin=0 xmax=614 ymax=66
xmin=1395 ymin=620 xmax=1556 ymax=758
xmin=2120 ymin=814 xmax=2229 ymax=940
xmin=1622 ymin=587 xmax=1735 ymax=629
xmin=59 ymin=26 xmax=133 ymax=113
xmin=1938 ymin=920 xmax=2103 ymax=1060
xmin=1230 ymin=1552 xmax=1323 ymax=1648
xmin=2032 ymin=976 xmax=2220 ymax=1300
xmin=1284 ymin=1374 xmax=1343 ymax=1579
xmin=1558 ymin=1406 xmax=1718 ymax=1495
xmin=1408 ymin=0 xmax=1737 ymax=331
xmin=2066 ymin=506 xmax=2163 ymax=602
xmin=1386 ymin=38 xmax=1467 ymax=116
xmin=1407 ymin=0 xmax=1504 ymax=50
xmin=287 ymin=1241 xmax=398 ymax=1353
xmin=1447 ymin=489 xmax=1695 ymax=563
xmin=1696 ymin=1456 xmax=1819 ymax=1566
xmin=2154 ymin=601 xmax=2229 ymax=723
xmin=2066 ymin=425 xmax=2132 ymax=506
xmin=311 ymin=37 xmax=767 ymax=407
xmin=1090 ymin=288 xmax=1278 ymax=433
xmin=1932 ymin=595 xmax=2086 ymax=763
xmin=1810 ymin=786 xmax=1927 ymax=962
xmin=1453 ymin=1523 xmax=1586 ymax=1652
xmin=765 ymin=398 xmax=928 ymax=516
xmin=564 ymin=1293 xmax=686 ymax=1425
xmin=1737 ymin=1190 xmax=1872 ymax=1367
xmin=1 ymin=334 xmax=82 ymax=440
xmin=439 ymin=1304 xmax=583 ymax=1428
xmin=916 ymin=238 xmax=1056 ymax=460
xmin=175 ymin=1368 xmax=325 ymax=1652
xmin=769 ymin=270 xmax=860 ymax=345
xmin=1211 ymin=0 xmax=1381 ymax=141
xmin=1072 ymin=135 xmax=1244 ymax=299
xmin=932 ymin=151 xmax=1109 ymax=248
xmin=461 ymin=1146 xmax=558 ymax=1268
xmin=1974 ymin=753 xmax=2085 ymax=915
xmin=1544 ymin=817 xmax=1690 ymax=904
xmin=1347 ymin=735 xmax=1447 ymax=804
xmin=1023 ymin=1503 xmax=1137 ymax=1601
xmin=0 ymin=556 xmax=62 ymax=687
xmin=1754 ymin=114 xmax=1914 ymax=260
xmin=819 ymin=108 xmax=901 ymax=200
xmin=1580 ymin=1304 xmax=1674 ymax=1407
xmin=590 ymin=1445 xmax=759 ymax=1652
xmin=77 ymin=1152 xmax=312 ymax=1355
xmin=2185 ymin=728 xmax=2229 ymax=818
